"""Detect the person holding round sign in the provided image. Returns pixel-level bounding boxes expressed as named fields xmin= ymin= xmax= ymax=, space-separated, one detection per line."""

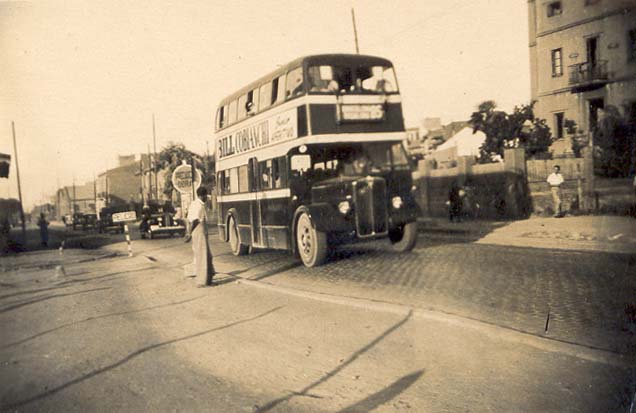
xmin=184 ymin=186 xmax=215 ymax=287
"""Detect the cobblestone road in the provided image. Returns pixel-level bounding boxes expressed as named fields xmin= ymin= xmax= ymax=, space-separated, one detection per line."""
xmin=210 ymin=233 xmax=636 ymax=355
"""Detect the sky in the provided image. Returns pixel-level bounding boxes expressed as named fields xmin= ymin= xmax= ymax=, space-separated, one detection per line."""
xmin=0 ymin=0 xmax=530 ymax=209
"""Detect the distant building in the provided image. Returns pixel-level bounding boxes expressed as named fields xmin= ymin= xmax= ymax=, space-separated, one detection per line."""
xmin=421 ymin=120 xmax=470 ymax=156
xmin=430 ymin=127 xmax=487 ymax=168
xmin=421 ymin=117 xmax=442 ymax=133
xmin=31 ymin=203 xmax=55 ymax=220
xmin=55 ymin=182 xmax=95 ymax=218
xmin=96 ymin=153 xmax=166 ymax=207
xmin=528 ymin=0 xmax=636 ymax=156
xmin=405 ymin=127 xmax=422 ymax=153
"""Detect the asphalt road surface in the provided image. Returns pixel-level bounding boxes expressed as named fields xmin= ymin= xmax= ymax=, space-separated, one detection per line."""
xmin=1 ymin=230 xmax=634 ymax=411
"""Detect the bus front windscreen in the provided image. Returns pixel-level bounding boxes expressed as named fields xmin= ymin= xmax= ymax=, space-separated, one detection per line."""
xmin=308 ymin=64 xmax=398 ymax=94
xmin=297 ymin=143 xmax=410 ymax=181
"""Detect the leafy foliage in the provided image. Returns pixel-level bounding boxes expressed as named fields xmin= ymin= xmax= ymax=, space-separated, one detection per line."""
xmin=563 ymin=119 xmax=589 ymax=158
xmin=592 ymin=106 xmax=635 ymax=177
xmin=157 ymin=142 xmax=215 ymax=198
xmin=470 ymin=101 xmax=553 ymax=162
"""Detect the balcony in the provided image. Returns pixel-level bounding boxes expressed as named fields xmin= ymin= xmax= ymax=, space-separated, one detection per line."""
xmin=568 ymin=60 xmax=609 ymax=92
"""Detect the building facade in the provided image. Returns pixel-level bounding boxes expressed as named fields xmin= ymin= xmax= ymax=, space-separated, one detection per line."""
xmin=95 ymin=154 xmax=166 ymax=207
xmin=55 ymin=183 xmax=96 ymax=219
xmin=528 ymin=0 xmax=636 ymax=155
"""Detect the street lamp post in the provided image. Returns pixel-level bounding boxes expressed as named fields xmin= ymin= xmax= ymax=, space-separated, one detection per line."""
xmin=11 ymin=122 xmax=26 ymax=244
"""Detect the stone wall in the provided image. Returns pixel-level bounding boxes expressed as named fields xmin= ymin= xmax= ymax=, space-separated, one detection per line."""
xmin=415 ymin=148 xmax=596 ymax=219
xmin=525 ymin=153 xmax=592 ymax=216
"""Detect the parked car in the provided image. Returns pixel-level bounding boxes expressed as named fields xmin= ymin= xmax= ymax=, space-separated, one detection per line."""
xmin=139 ymin=212 xmax=185 ymax=239
xmin=80 ymin=213 xmax=98 ymax=231
xmin=71 ymin=213 xmax=85 ymax=230
xmin=97 ymin=207 xmax=126 ymax=234
xmin=63 ymin=214 xmax=74 ymax=227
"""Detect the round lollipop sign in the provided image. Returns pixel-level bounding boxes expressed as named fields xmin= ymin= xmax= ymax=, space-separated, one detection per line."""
xmin=172 ymin=162 xmax=202 ymax=194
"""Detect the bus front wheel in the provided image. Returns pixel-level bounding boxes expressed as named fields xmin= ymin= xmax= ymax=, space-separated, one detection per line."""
xmin=296 ymin=212 xmax=328 ymax=267
xmin=388 ymin=222 xmax=417 ymax=252
xmin=228 ymin=216 xmax=248 ymax=256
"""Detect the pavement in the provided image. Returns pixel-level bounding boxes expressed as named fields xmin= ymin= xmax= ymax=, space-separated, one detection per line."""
xmin=418 ymin=215 xmax=636 ymax=255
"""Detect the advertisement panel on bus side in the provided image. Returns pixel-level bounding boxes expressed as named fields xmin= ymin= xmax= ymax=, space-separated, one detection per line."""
xmin=217 ymin=108 xmax=297 ymax=160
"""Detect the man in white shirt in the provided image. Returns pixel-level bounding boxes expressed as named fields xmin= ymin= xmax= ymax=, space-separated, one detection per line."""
xmin=547 ymin=165 xmax=565 ymax=217
xmin=185 ymin=187 xmax=215 ymax=287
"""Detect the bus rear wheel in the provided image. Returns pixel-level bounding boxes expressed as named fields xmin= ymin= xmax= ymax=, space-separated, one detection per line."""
xmin=228 ymin=216 xmax=248 ymax=256
xmin=389 ymin=222 xmax=417 ymax=252
xmin=296 ymin=212 xmax=328 ymax=267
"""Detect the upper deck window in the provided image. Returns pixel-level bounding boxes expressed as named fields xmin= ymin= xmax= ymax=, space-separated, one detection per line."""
xmin=228 ymin=100 xmax=238 ymax=124
xmin=246 ymin=89 xmax=259 ymax=116
xmin=237 ymin=94 xmax=248 ymax=120
xmin=286 ymin=67 xmax=304 ymax=99
xmin=308 ymin=63 xmax=398 ymax=94
xmin=359 ymin=65 xmax=398 ymax=93
xmin=272 ymin=74 xmax=286 ymax=105
xmin=217 ymin=105 xmax=227 ymax=129
xmin=259 ymin=82 xmax=272 ymax=110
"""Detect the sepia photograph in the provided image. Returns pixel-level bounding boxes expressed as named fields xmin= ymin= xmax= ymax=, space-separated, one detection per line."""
xmin=1 ymin=0 xmax=635 ymax=411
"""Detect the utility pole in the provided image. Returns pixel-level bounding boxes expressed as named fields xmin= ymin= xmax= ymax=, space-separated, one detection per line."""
xmin=93 ymin=173 xmax=97 ymax=213
xmin=351 ymin=8 xmax=360 ymax=54
xmin=11 ymin=121 xmax=26 ymax=243
xmin=105 ymin=169 xmax=109 ymax=206
xmin=139 ymin=156 xmax=144 ymax=206
xmin=152 ymin=114 xmax=159 ymax=202
xmin=205 ymin=140 xmax=210 ymax=178
xmin=191 ymin=156 xmax=196 ymax=201
xmin=72 ymin=176 xmax=76 ymax=217
xmin=147 ymin=144 xmax=152 ymax=202
xmin=56 ymin=177 xmax=60 ymax=220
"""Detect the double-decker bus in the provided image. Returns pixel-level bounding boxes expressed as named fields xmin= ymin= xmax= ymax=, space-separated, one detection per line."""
xmin=214 ymin=54 xmax=419 ymax=267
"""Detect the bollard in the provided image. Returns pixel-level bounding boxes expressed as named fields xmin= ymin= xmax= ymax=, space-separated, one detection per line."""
xmin=124 ymin=224 xmax=133 ymax=257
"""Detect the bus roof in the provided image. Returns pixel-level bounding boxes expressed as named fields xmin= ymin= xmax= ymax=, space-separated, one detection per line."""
xmin=217 ymin=54 xmax=394 ymax=107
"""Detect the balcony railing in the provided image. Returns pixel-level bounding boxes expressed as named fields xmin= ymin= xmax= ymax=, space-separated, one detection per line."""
xmin=568 ymin=60 xmax=609 ymax=87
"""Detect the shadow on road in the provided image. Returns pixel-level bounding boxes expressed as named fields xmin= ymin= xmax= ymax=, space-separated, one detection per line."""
xmin=0 ymin=287 xmax=111 ymax=314
xmin=0 ymin=267 xmax=155 ymax=301
xmin=1 ymin=296 xmax=206 ymax=349
xmin=255 ymin=310 xmax=414 ymax=413
xmin=337 ymin=369 xmax=425 ymax=413
xmin=2 ymin=306 xmax=284 ymax=410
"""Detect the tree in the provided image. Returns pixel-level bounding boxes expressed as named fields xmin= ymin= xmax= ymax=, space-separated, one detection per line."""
xmin=158 ymin=142 xmax=215 ymax=199
xmin=470 ymin=101 xmax=554 ymax=162
xmin=564 ymin=119 xmax=589 ymax=158
xmin=593 ymin=105 xmax=635 ymax=177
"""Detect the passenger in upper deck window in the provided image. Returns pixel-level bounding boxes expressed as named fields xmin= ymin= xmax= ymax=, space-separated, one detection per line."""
xmin=375 ymin=78 xmax=393 ymax=93
xmin=246 ymin=101 xmax=256 ymax=116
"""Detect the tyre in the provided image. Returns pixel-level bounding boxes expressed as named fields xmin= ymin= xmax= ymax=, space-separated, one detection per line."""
xmin=228 ymin=216 xmax=248 ymax=256
xmin=296 ymin=212 xmax=328 ymax=267
xmin=388 ymin=222 xmax=418 ymax=252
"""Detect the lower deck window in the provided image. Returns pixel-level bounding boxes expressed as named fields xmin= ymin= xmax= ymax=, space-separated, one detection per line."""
xmin=229 ymin=168 xmax=239 ymax=193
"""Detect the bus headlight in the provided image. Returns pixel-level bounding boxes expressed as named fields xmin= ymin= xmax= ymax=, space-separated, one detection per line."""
xmin=391 ymin=196 xmax=403 ymax=209
xmin=338 ymin=201 xmax=351 ymax=215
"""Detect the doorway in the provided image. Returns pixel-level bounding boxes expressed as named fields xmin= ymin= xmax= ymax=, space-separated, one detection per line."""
xmin=586 ymin=36 xmax=599 ymax=67
xmin=588 ymin=97 xmax=604 ymax=133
